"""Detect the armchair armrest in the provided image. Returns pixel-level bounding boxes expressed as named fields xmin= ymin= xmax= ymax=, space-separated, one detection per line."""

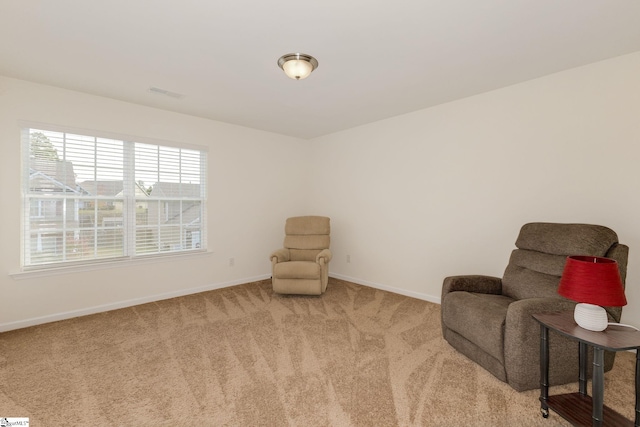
xmin=507 ymin=297 xmax=576 ymax=323
xmin=503 ymin=297 xmax=577 ymax=391
xmin=316 ymin=249 xmax=332 ymax=265
xmin=442 ymin=275 xmax=502 ymax=300
xmin=505 ymin=297 xmax=577 ymax=345
xmin=270 ymin=248 xmax=290 ymax=264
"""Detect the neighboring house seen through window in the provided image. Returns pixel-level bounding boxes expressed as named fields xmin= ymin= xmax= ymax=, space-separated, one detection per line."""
xmin=21 ymin=126 xmax=207 ymax=269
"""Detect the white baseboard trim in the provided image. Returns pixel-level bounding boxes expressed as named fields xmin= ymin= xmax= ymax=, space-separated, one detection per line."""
xmin=0 ymin=274 xmax=271 ymax=332
xmin=330 ymin=273 xmax=441 ymax=305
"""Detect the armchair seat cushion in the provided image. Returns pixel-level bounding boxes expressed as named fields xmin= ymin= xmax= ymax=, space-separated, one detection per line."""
xmin=443 ymin=292 xmax=514 ymax=363
xmin=273 ymin=261 xmax=321 ymax=279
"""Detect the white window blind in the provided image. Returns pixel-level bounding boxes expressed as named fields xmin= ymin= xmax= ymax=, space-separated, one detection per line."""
xmin=21 ymin=127 xmax=207 ymax=269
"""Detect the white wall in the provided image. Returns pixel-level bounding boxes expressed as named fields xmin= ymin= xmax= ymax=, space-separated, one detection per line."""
xmin=309 ymin=51 xmax=640 ymax=327
xmin=0 ymin=76 xmax=308 ymax=331
xmin=3 ymin=51 xmax=640 ymax=331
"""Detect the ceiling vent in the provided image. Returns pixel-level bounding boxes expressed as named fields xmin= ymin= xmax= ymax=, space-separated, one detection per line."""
xmin=148 ymin=86 xmax=184 ymax=99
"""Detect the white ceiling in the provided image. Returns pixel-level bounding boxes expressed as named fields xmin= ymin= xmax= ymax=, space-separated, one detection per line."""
xmin=1 ymin=1 xmax=640 ymax=139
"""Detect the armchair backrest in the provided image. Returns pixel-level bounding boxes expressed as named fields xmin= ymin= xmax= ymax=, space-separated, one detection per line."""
xmin=502 ymin=223 xmax=628 ymax=312
xmin=283 ymin=216 xmax=330 ymax=261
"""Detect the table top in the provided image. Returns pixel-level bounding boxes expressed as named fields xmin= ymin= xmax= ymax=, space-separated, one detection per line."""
xmin=533 ymin=311 xmax=640 ymax=351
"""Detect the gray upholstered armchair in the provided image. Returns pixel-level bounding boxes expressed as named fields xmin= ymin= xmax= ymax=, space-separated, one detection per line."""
xmin=270 ymin=216 xmax=332 ymax=295
xmin=441 ymin=222 xmax=628 ymax=391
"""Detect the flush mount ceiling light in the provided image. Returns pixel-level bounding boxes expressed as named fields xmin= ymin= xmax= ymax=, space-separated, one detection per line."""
xmin=277 ymin=53 xmax=318 ymax=80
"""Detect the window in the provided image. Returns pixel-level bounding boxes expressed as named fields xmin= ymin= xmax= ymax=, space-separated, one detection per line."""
xmin=21 ymin=126 xmax=207 ymax=269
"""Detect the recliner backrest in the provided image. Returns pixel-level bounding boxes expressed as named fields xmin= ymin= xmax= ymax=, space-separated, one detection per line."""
xmin=502 ymin=223 xmax=624 ymax=302
xmin=283 ymin=216 xmax=330 ymax=261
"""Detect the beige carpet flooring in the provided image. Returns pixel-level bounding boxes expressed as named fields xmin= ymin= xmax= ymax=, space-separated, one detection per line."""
xmin=0 ymin=278 xmax=636 ymax=426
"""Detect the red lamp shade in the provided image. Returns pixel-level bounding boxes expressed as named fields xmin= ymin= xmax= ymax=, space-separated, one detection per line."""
xmin=558 ymin=256 xmax=627 ymax=307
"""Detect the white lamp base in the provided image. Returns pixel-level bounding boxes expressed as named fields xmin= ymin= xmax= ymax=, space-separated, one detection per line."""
xmin=574 ymin=303 xmax=609 ymax=331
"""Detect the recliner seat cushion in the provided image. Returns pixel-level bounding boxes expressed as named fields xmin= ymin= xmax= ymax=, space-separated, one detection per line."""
xmin=442 ymin=292 xmax=514 ymax=363
xmin=273 ymin=261 xmax=321 ymax=279
xmin=289 ymin=248 xmax=322 ymax=262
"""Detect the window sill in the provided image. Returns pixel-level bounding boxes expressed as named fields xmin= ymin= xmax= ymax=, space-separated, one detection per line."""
xmin=9 ymin=250 xmax=214 ymax=280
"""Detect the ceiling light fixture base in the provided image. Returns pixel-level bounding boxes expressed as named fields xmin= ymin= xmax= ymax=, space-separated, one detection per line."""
xmin=277 ymin=53 xmax=318 ymax=80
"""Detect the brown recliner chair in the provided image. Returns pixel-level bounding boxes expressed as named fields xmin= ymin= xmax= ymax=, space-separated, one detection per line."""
xmin=270 ymin=216 xmax=332 ymax=295
xmin=441 ymin=222 xmax=628 ymax=391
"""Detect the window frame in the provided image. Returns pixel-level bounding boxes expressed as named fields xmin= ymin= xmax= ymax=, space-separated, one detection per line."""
xmin=20 ymin=122 xmax=208 ymax=272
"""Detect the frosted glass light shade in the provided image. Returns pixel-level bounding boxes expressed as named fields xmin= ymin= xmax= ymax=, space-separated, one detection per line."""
xmin=278 ymin=53 xmax=318 ymax=80
xmin=283 ymin=59 xmax=313 ymax=80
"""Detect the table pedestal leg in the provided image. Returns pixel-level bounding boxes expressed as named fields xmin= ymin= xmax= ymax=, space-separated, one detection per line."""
xmin=592 ymin=347 xmax=604 ymax=426
xmin=540 ymin=324 xmax=549 ymax=418
xmin=579 ymin=341 xmax=587 ymax=395
xmin=635 ymin=349 xmax=639 ymax=427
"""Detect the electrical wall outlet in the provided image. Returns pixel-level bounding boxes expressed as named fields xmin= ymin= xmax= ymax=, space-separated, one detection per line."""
xmin=229 ymin=257 xmax=235 ymax=267
xmin=346 ymin=254 xmax=351 ymax=263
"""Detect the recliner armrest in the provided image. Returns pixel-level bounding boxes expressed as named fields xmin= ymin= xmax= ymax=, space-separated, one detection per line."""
xmin=442 ymin=275 xmax=502 ymax=298
xmin=270 ymin=248 xmax=290 ymax=264
xmin=316 ymin=249 xmax=332 ymax=264
xmin=503 ymin=297 xmax=577 ymax=391
xmin=505 ymin=297 xmax=577 ymax=342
